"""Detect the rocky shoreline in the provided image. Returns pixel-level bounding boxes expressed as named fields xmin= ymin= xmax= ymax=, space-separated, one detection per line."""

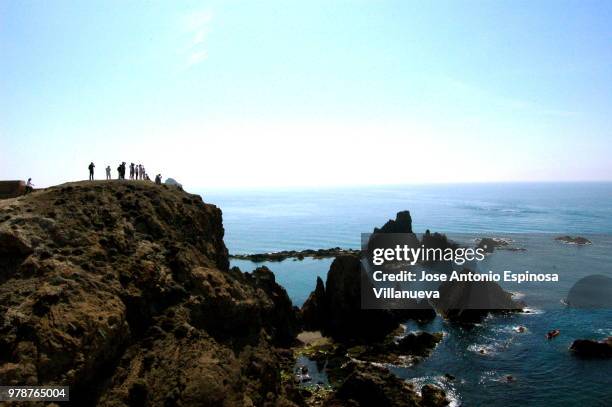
xmin=1 ymin=184 xmax=606 ymax=406
xmin=230 ymin=248 xmax=360 ymax=262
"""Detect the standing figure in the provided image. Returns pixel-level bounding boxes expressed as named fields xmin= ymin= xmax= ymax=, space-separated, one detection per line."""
xmin=129 ymin=163 xmax=135 ymax=180
xmin=88 ymin=162 xmax=95 ymax=181
xmin=105 ymin=166 xmax=111 ymax=180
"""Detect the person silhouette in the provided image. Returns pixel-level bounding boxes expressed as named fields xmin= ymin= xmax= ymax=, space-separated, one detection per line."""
xmin=105 ymin=165 xmax=111 ymax=180
xmin=25 ymin=178 xmax=34 ymax=193
xmin=88 ymin=162 xmax=95 ymax=181
xmin=130 ymin=163 xmax=135 ymax=180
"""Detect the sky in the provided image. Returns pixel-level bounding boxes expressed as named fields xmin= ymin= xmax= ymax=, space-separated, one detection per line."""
xmin=1 ymin=0 xmax=611 ymax=189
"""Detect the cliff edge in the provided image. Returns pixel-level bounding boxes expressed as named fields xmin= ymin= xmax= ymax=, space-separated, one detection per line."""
xmin=0 ymin=181 xmax=297 ymax=406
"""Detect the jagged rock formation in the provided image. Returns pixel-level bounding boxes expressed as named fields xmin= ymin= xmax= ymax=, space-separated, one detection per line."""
xmin=0 ymin=181 xmax=297 ymax=406
xmin=373 ymin=211 xmax=414 ymax=234
xmin=300 ymin=255 xmax=410 ymax=342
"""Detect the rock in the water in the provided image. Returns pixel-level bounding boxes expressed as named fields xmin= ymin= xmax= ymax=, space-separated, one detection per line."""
xmin=328 ymin=361 xmax=449 ymax=407
xmin=555 ymin=235 xmax=591 ymax=245
xmin=395 ymin=332 xmax=443 ymax=357
xmin=433 ymin=269 xmax=523 ymax=324
xmin=570 ymin=337 xmax=612 ymax=358
xmin=301 ymin=255 xmax=410 ymax=343
xmin=421 ymin=383 xmax=449 ymax=406
xmin=333 ymin=362 xmax=421 ymax=407
xmin=374 ymin=210 xmax=414 ymax=234
xmin=476 ymin=237 xmax=509 ymax=253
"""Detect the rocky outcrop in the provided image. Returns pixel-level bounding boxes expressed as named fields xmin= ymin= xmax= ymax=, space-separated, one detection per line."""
xmin=230 ymin=247 xmax=360 ymax=262
xmin=433 ymin=269 xmax=524 ymax=324
xmin=395 ymin=332 xmax=443 ymax=357
xmin=0 ymin=181 xmax=298 ymax=406
xmin=374 ymin=211 xmax=414 ymax=234
xmin=301 ymin=255 xmax=409 ymax=343
xmin=327 ymin=361 xmax=448 ymax=407
xmin=570 ymin=337 xmax=612 ymax=358
xmin=555 ymin=235 xmax=592 ymax=245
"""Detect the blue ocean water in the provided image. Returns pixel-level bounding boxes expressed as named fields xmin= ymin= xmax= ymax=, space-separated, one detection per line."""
xmin=202 ymin=183 xmax=612 ymax=406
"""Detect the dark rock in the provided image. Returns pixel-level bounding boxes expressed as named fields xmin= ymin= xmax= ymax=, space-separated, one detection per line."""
xmin=433 ymin=269 xmax=523 ymax=324
xmin=477 ymin=237 xmax=509 ymax=253
xmin=301 ymin=276 xmax=327 ymax=330
xmin=555 ymin=235 xmax=592 ymax=245
xmin=374 ymin=211 xmax=413 ymax=234
xmin=570 ymin=337 xmax=612 ymax=358
xmin=395 ymin=332 xmax=443 ymax=357
xmin=333 ymin=362 xmax=421 ymax=407
xmin=302 ymin=255 xmax=404 ymax=342
xmin=421 ymin=383 xmax=449 ymax=406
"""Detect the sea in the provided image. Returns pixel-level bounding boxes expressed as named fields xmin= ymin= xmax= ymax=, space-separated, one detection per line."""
xmin=202 ymin=182 xmax=612 ymax=406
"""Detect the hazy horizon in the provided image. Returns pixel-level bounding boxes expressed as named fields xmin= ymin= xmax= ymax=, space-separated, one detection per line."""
xmin=2 ymin=1 xmax=611 ymax=189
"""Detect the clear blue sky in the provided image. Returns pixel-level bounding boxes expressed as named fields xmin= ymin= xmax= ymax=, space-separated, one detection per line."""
xmin=1 ymin=1 xmax=611 ymax=188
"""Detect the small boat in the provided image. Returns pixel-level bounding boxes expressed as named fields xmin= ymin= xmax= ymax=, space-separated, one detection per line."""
xmin=546 ymin=329 xmax=560 ymax=339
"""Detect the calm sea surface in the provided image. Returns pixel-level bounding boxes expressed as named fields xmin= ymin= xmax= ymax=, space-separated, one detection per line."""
xmin=202 ymin=183 xmax=612 ymax=406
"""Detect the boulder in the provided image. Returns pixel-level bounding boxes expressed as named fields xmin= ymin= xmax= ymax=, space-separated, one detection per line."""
xmin=395 ymin=332 xmax=443 ymax=357
xmin=0 ymin=180 xmax=26 ymax=199
xmin=421 ymin=383 xmax=449 ymax=407
xmin=570 ymin=337 xmax=612 ymax=358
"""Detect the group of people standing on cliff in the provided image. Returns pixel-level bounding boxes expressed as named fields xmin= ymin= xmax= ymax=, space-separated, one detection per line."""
xmin=88 ymin=162 xmax=161 ymax=184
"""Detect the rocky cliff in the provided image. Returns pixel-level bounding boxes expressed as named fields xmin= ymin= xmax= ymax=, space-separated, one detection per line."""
xmin=0 ymin=181 xmax=297 ymax=406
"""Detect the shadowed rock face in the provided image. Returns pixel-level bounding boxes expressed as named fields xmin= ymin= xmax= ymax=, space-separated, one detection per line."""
xmin=0 ymin=181 xmax=297 ymax=406
xmin=570 ymin=337 xmax=612 ymax=358
xmin=300 ymin=255 xmax=405 ymax=343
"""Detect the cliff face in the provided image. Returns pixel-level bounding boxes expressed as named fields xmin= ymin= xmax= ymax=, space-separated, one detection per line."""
xmin=0 ymin=181 xmax=297 ymax=406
